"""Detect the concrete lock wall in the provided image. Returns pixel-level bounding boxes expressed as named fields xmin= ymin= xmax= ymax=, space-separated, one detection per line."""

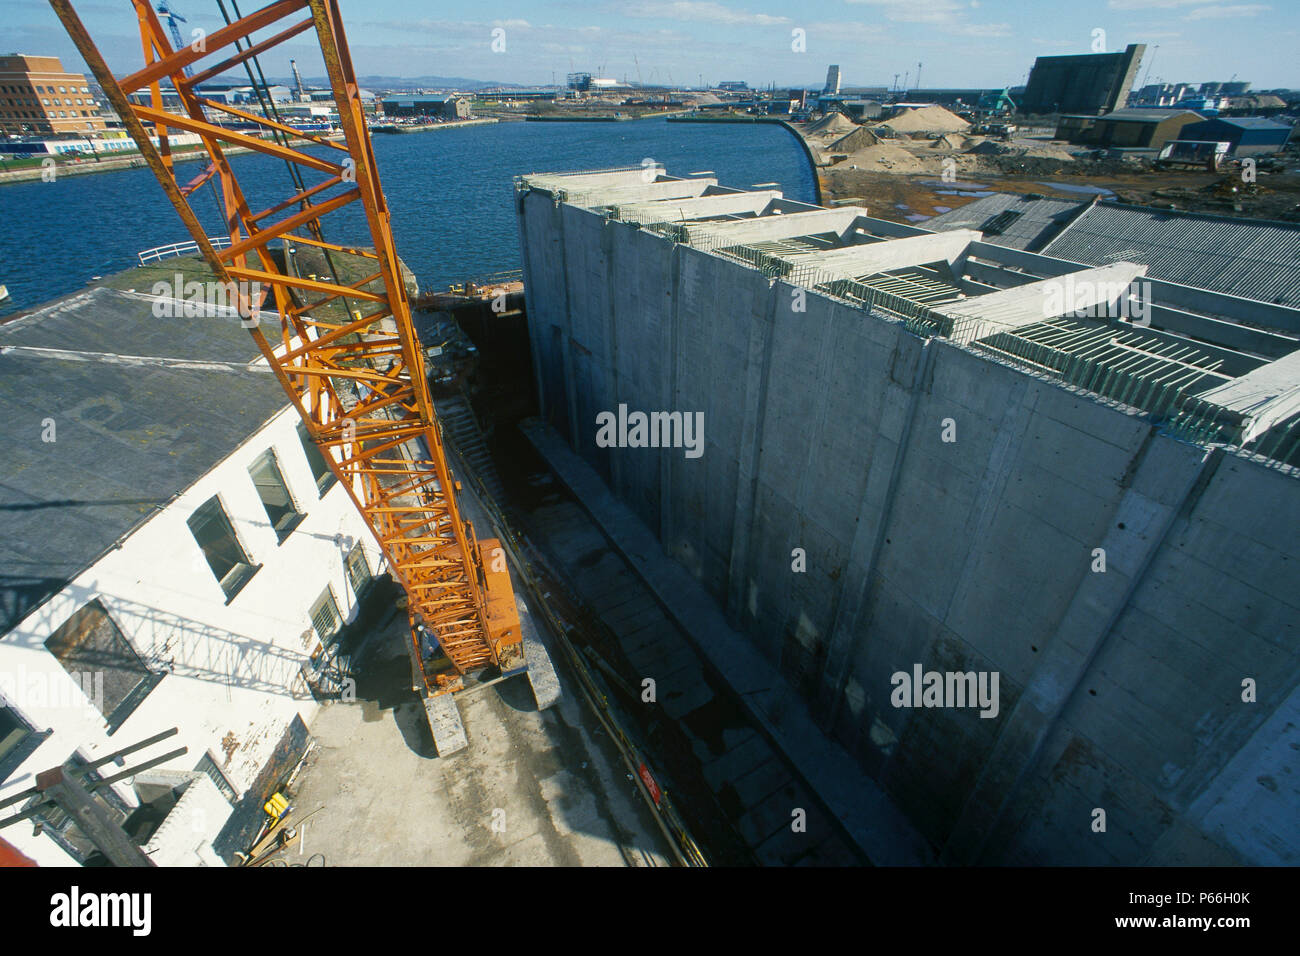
xmin=518 ymin=192 xmax=1300 ymax=865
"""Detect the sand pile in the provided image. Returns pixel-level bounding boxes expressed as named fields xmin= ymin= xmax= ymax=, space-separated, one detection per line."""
xmin=966 ymin=139 xmax=1013 ymax=156
xmin=879 ymin=104 xmax=969 ymax=134
xmin=832 ymin=143 xmax=925 ymax=173
xmin=1016 ymin=143 xmax=1078 ymax=162
xmin=807 ymin=111 xmax=858 ymax=137
xmin=829 ymin=125 xmax=879 ymax=153
xmin=930 ymin=132 xmax=972 ymax=150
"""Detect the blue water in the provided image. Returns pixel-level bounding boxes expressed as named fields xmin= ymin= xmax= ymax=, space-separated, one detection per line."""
xmin=0 ymin=118 xmax=815 ymax=315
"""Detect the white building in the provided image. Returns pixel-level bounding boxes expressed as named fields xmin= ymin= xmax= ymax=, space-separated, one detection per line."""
xmin=0 ymin=285 xmax=382 ymax=866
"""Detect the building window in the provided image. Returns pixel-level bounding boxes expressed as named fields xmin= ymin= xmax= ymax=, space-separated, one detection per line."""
xmin=44 ymin=600 xmax=163 ymax=735
xmin=297 ymin=422 xmax=337 ymax=495
xmin=187 ymin=496 xmax=259 ymax=600
xmin=248 ymin=449 xmax=305 ymax=543
xmin=0 ymin=701 xmax=51 ymax=783
xmin=310 ymin=588 xmax=342 ymax=650
xmin=345 ymin=545 xmax=372 ymax=597
xmin=195 ymin=752 xmax=238 ymax=805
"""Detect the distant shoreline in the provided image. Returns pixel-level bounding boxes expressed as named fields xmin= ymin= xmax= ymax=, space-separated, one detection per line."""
xmin=0 ymin=134 xmax=339 ymax=186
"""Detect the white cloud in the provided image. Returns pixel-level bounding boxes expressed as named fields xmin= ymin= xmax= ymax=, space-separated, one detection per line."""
xmin=806 ymin=19 xmax=890 ymax=42
xmin=1184 ymin=4 xmax=1270 ymax=18
xmin=1107 ymin=0 xmax=1202 ymax=8
xmin=844 ymin=0 xmax=1006 ymax=34
xmin=622 ymin=1 xmax=791 ymax=25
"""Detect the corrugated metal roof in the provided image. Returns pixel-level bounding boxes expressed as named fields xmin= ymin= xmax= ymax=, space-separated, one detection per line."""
xmin=1042 ymin=202 xmax=1300 ymax=306
xmin=1098 ymin=108 xmax=1200 ymax=123
xmin=925 ymin=193 xmax=1086 ymax=251
xmin=1188 ymin=116 xmax=1292 ymax=131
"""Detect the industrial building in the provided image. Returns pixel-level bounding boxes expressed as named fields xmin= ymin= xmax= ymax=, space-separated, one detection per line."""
xmin=1177 ymin=116 xmax=1294 ymax=157
xmin=0 ymin=287 xmax=382 ymax=865
xmin=514 ymin=165 xmax=1300 ymax=865
xmin=0 ymin=54 xmax=107 ymax=136
xmin=379 ymin=94 xmax=471 ymax=120
xmin=1022 ymin=44 xmax=1145 ymax=115
xmin=1055 ymin=108 xmax=1202 ymax=150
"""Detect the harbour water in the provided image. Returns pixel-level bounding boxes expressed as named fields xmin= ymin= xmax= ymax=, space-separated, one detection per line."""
xmin=0 ymin=117 xmax=815 ymax=316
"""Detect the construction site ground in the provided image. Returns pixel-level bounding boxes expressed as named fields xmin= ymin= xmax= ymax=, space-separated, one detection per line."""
xmin=286 ymin=613 xmax=672 ymax=866
xmin=284 ymin=457 xmax=676 ymax=867
xmin=812 ymin=130 xmax=1300 ymax=224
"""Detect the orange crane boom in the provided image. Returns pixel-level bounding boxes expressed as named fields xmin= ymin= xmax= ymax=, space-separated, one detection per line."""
xmin=49 ymin=0 xmax=524 ymax=705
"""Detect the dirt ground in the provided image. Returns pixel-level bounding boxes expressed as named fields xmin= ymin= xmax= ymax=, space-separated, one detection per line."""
xmin=815 ymin=135 xmax=1300 ymax=226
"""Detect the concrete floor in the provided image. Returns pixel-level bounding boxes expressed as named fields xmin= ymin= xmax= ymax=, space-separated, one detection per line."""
xmin=288 ymin=613 xmax=675 ymax=867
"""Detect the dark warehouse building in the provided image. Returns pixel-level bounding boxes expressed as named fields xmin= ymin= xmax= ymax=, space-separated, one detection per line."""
xmin=1056 ymin=108 xmax=1203 ymax=149
xmin=1177 ymin=116 xmax=1294 ymax=157
xmin=1022 ymin=44 xmax=1145 ymax=115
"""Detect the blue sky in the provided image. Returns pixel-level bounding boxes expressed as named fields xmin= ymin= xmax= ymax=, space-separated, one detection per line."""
xmin=6 ymin=0 xmax=1297 ymax=90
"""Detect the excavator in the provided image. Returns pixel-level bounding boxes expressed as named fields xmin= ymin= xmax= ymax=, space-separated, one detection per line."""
xmin=47 ymin=0 xmax=558 ymax=753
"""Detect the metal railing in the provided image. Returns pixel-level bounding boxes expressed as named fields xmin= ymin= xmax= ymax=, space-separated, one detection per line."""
xmin=137 ymin=236 xmax=232 ymax=266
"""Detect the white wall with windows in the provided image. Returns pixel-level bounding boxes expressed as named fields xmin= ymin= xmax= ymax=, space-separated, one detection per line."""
xmin=0 ymin=406 xmax=383 ymax=866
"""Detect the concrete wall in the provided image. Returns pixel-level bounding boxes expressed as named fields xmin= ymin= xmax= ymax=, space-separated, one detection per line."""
xmin=0 ymin=406 xmax=381 ymax=866
xmin=518 ymin=189 xmax=1300 ymax=865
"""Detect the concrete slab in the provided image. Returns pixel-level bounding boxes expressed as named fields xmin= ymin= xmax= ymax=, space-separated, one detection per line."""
xmin=519 ymin=595 xmax=561 ymax=711
xmin=423 ymin=693 xmax=469 ymax=757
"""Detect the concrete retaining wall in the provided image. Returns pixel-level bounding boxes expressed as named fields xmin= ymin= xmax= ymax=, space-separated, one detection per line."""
xmin=517 ymin=189 xmax=1300 ymax=864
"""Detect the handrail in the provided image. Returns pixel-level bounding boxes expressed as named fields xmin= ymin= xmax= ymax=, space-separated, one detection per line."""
xmin=137 ymin=236 xmax=233 ymax=266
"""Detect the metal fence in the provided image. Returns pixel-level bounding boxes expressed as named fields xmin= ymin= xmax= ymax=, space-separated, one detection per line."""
xmin=137 ymin=236 xmax=232 ymax=266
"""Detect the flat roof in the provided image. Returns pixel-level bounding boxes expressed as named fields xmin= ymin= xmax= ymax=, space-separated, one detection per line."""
xmin=0 ymin=285 xmax=286 ymax=631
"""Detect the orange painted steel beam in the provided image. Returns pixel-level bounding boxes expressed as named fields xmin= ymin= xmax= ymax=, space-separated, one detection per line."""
xmin=48 ymin=0 xmax=520 ymax=684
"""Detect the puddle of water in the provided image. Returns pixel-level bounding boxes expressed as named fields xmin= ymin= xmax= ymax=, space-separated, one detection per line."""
xmin=904 ymin=213 xmax=929 ymax=222
xmin=935 ymin=190 xmax=994 ymax=198
xmin=1037 ymin=181 xmax=1115 ymax=196
xmin=894 ymin=202 xmax=911 ymax=210
xmin=933 ymin=205 xmax=952 ymax=214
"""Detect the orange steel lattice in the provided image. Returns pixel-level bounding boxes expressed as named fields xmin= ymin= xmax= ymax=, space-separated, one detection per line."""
xmin=49 ymin=0 xmax=522 ymax=690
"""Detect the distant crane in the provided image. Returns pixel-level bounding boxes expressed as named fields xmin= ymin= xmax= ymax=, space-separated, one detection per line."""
xmin=634 ymin=54 xmax=643 ymax=88
xmin=915 ymin=62 xmax=922 ymax=93
xmin=154 ymin=2 xmax=193 ymax=78
xmin=1140 ymin=44 xmax=1159 ymax=90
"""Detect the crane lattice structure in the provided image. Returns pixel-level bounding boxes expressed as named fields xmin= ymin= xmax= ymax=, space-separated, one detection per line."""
xmin=49 ymin=0 xmax=524 ymax=695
